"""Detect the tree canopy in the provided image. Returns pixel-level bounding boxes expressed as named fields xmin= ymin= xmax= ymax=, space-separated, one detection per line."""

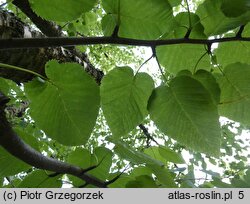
xmin=0 ymin=0 xmax=250 ymax=188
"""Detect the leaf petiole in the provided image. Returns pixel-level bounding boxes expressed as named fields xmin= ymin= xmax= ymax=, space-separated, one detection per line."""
xmin=0 ymin=63 xmax=48 ymax=81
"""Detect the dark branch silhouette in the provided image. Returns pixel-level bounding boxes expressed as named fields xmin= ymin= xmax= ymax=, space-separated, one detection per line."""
xmin=1 ymin=35 xmax=250 ymax=50
xmin=0 ymin=93 xmax=107 ymax=187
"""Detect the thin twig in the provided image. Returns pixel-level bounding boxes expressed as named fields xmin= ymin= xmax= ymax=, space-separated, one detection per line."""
xmin=184 ymin=0 xmax=192 ymax=38
xmin=105 ymin=165 xmax=130 ymax=186
xmin=135 ymin=54 xmax=154 ymax=75
xmin=139 ymin=124 xmax=159 ymax=146
xmin=152 ymin=47 xmax=167 ymax=82
xmin=81 ymin=154 xmax=108 ymax=174
xmin=193 ymin=51 xmax=208 ymax=73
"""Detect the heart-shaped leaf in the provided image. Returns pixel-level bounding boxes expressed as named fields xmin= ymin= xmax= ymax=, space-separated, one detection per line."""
xmin=101 ymin=67 xmax=154 ymax=138
xmin=148 ymin=75 xmax=221 ymax=156
xmin=25 ymin=60 xmax=100 ymax=146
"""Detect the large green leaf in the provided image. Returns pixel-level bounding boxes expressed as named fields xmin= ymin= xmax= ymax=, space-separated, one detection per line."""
xmin=215 ymin=29 xmax=250 ymax=68
xmin=101 ymin=67 xmax=154 ymax=138
xmin=156 ymin=44 xmax=211 ymax=74
xmin=148 ymin=75 xmax=221 ymax=156
xmin=102 ymin=0 xmax=174 ymax=39
xmin=221 ymin=0 xmax=250 ymax=18
xmin=25 ymin=60 xmax=100 ymax=146
xmin=196 ymin=0 xmax=250 ymax=36
xmin=178 ymin=70 xmax=221 ymax=105
xmin=173 ymin=12 xmax=207 ymax=39
xmin=18 ymin=170 xmax=62 ymax=188
xmin=29 ymin=0 xmax=97 ymax=22
xmin=193 ymin=70 xmax=221 ymax=105
xmin=219 ymin=63 xmax=250 ymax=125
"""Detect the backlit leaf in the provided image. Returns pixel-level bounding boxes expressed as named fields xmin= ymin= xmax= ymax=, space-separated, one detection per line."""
xmin=148 ymin=75 xmax=221 ymax=156
xmin=219 ymin=63 xmax=250 ymax=125
xmin=25 ymin=60 xmax=100 ymax=146
xmin=101 ymin=67 xmax=154 ymax=138
xmin=29 ymin=0 xmax=97 ymax=22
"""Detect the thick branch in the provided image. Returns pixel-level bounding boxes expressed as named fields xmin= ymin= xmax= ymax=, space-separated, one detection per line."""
xmin=0 ymin=10 xmax=103 ymax=83
xmin=0 ymin=94 xmax=106 ymax=187
xmin=0 ymin=36 xmax=250 ymax=50
xmin=12 ymin=0 xmax=63 ymax=37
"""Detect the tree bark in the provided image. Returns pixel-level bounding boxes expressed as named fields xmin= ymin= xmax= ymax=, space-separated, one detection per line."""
xmin=0 ymin=10 xmax=103 ymax=84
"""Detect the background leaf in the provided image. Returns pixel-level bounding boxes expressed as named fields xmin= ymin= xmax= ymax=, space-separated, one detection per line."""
xmin=102 ymin=0 xmax=174 ymax=39
xmin=18 ymin=170 xmax=62 ymax=188
xmin=157 ymin=44 xmax=211 ymax=74
xmin=197 ymin=0 xmax=250 ymax=36
xmin=219 ymin=63 xmax=250 ymax=126
xmin=0 ymin=128 xmax=39 ymax=177
xmin=25 ymin=60 xmax=100 ymax=146
xmin=221 ymin=0 xmax=250 ymax=18
xmin=29 ymin=0 xmax=97 ymax=22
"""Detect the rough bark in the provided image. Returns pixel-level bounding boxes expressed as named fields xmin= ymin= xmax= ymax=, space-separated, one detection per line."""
xmin=12 ymin=0 xmax=64 ymax=37
xmin=0 ymin=10 xmax=103 ymax=84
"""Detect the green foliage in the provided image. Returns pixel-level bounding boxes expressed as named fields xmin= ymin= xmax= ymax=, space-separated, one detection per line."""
xmin=114 ymin=140 xmax=176 ymax=187
xmin=221 ymin=0 xmax=250 ymax=18
xmin=17 ymin=170 xmax=62 ymax=188
xmin=215 ymin=27 xmax=250 ymax=67
xmin=25 ymin=60 xmax=100 ymax=146
xmin=157 ymin=44 xmax=211 ymax=74
xmin=102 ymin=0 xmax=174 ymax=39
xmin=1 ymin=0 xmax=250 ymax=188
xmin=29 ymin=0 xmax=97 ymax=22
xmin=101 ymin=67 xmax=154 ymax=137
xmin=67 ymin=147 xmax=112 ymax=186
xmin=196 ymin=0 xmax=250 ymax=35
xmin=219 ymin=63 xmax=250 ymax=125
xmin=148 ymin=75 xmax=221 ymax=156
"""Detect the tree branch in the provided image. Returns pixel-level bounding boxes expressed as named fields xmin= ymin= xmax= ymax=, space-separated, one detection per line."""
xmin=0 ymin=10 xmax=104 ymax=84
xmin=0 ymin=93 xmax=106 ymax=188
xmin=12 ymin=0 xmax=63 ymax=37
xmin=0 ymin=35 xmax=249 ymax=50
xmin=139 ymin=124 xmax=159 ymax=146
